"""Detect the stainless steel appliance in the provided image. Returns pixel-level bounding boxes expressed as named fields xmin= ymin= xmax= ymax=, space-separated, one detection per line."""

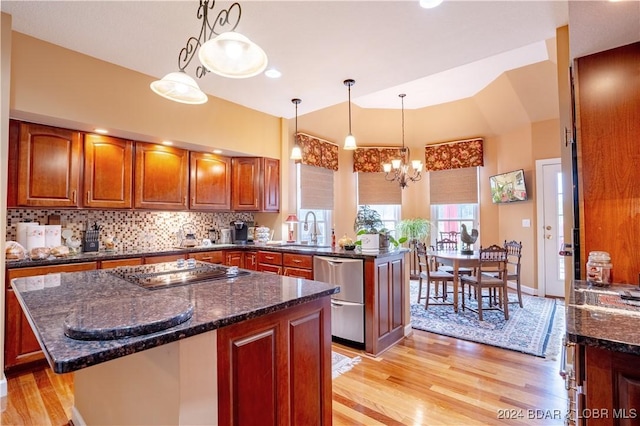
xmin=314 ymin=256 xmax=364 ymax=344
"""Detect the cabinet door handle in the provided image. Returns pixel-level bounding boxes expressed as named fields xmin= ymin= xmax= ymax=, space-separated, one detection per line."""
xmin=72 ymin=190 xmax=76 ymax=203
xmin=192 ymin=196 xmax=195 ymax=205
xmin=86 ymin=191 xmax=90 ymax=203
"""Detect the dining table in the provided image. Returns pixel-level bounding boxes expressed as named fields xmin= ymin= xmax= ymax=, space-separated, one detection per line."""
xmin=430 ymin=250 xmax=479 ymax=312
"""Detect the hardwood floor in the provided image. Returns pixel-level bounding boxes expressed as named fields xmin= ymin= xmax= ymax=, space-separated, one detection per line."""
xmin=1 ymin=329 xmax=566 ymax=425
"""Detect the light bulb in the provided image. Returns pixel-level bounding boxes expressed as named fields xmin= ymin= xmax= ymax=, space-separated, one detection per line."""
xmin=344 ymin=133 xmax=357 ymax=150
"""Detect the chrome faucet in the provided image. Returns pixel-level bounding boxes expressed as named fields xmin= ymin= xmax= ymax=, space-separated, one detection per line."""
xmin=303 ymin=211 xmax=319 ymax=245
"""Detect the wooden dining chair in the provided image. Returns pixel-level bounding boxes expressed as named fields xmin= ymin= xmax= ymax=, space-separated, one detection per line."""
xmin=504 ymin=240 xmax=523 ymax=307
xmin=434 ymin=238 xmax=474 ymax=287
xmin=439 ymin=231 xmax=460 ymax=242
xmin=416 ymin=242 xmax=454 ymax=309
xmin=460 ymin=244 xmax=509 ymax=321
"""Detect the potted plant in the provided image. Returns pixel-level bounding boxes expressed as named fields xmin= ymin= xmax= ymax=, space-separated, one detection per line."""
xmin=353 ymin=206 xmax=406 ymax=252
xmin=397 ymin=218 xmax=432 ymax=278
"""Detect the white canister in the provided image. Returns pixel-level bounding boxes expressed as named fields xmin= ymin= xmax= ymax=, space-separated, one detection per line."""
xmin=45 ymin=225 xmax=62 ymax=247
xmin=16 ymin=222 xmax=31 ymax=248
xmin=586 ymin=251 xmax=612 ymax=286
xmin=26 ymin=224 xmax=46 ymax=251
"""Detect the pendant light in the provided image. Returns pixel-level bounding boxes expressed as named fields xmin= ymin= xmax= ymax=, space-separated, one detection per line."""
xmin=290 ymin=98 xmax=303 ymax=163
xmin=343 ymin=79 xmax=357 ymax=150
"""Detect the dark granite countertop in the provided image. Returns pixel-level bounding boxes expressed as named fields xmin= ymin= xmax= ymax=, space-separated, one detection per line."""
xmin=11 ymin=265 xmax=339 ymax=373
xmin=5 ymin=243 xmax=408 ymax=269
xmin=566 ymin=280 xmax=640 ymax=355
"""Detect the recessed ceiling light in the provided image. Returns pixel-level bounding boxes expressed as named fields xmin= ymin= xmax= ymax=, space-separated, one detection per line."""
xmin=419 ymin=0 xmax=443 ymax=9
xmin=94 ymin=128 xmax=109 ymax=134
xmin=162 ymin=140 xmax=174 ymax=146
xmin=212 ymin=149 xmax=223 ymax=154
xmin=265 ymin=69 xmax=282 ymax=79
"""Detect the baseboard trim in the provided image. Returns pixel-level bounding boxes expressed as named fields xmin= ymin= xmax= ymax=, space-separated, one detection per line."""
xmin=508 ymin=281 xmax=537 ymax=296
xmin=71 ymin=406 xmax=87 ymax=426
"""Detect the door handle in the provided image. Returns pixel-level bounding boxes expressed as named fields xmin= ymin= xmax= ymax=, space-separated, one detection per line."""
xmin=545 ymin=226 xmax=552 ymax=230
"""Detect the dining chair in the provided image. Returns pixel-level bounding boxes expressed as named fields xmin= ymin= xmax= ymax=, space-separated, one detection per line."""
xmin=439 ymin=231 xmax=460 ymax=242
xmin=460 ymin=244 xmax=509 ymax=321
xmin=434 ymin=238 xmax=474 ymax=284
xmin=504 ymin=240 xmax=523 ymax=307
xmin=416 ymin=242 xmax=454 ymax=309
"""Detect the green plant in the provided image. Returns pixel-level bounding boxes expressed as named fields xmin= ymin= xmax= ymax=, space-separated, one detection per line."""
xmin=397 ymin=218 xmax=431 ymax=243
xmin=353 ymin=205 xmax=384 ymax=233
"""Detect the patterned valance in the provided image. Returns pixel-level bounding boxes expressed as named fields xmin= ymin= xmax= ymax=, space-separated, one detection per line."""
xmin=424 ymin=138 xmax=484 ymax=171
xmin=353 ymin=147 xmax=403 ymax=173
xmin=296 ymin=132 xmax=339 ymax=171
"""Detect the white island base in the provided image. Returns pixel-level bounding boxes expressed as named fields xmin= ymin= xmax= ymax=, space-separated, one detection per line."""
xmin=72 ymin=330 xmax=219 ymax=425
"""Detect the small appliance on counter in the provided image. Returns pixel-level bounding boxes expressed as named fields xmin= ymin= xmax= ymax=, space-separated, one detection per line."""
xmin=231 ymin=220 xmax=249 ymax=244
xmin=220 ymin=228 xmax=232 ymax=244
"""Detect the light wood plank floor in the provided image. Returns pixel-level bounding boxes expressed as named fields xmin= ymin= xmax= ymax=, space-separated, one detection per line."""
xmin=1 ymin=329 xmax=567 ymax=425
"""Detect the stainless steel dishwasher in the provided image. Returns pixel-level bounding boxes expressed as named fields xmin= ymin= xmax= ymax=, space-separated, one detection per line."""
xmin=313 ymin=256 xmax=364 ymax=344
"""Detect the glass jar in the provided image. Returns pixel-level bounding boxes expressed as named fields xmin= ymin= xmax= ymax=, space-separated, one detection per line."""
xmin=586 ymin=251 xmax=612 ymax=286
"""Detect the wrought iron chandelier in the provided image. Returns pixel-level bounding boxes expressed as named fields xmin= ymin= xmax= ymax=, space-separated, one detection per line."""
xmin=150 ymin=1 xmax=267 ymax=104
xmin=383 ymin=94 xmax=423 ymax=189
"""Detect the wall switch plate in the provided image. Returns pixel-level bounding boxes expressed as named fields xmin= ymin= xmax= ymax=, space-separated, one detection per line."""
xmin=522 ymin=219 xmax=531 ymax=227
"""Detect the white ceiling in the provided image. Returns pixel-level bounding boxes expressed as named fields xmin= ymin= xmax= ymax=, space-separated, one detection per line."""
xmin=2 ymin=1 xmax=638 ymax=118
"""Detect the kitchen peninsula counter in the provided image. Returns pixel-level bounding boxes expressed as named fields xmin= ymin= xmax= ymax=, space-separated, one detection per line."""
xmin=12 ymin=266 xmax=338 ymax=425
xmin=566 ymin=280 xmax=640 ymax=355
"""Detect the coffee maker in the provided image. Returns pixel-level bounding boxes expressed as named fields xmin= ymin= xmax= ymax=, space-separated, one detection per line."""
xmin=230 ymin=220 xmax=249 ymax=244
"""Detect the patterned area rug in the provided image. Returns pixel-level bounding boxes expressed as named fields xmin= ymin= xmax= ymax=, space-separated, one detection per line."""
xmin=332 ymin=351 xmax=361 ymax=379
xmin=410 ymin=280 xmax=563 ymax=357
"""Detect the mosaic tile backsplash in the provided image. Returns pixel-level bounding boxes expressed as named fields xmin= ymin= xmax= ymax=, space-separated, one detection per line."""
xmin=6 ymin=209 xmax=254 ymax=252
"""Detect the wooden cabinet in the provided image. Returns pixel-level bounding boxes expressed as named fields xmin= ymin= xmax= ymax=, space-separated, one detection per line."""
xmin=244 ymin=251 xmax=258 ymax=270
xmin=231 ymin=157 xmax=280 ymax=212
xmin=144 ymin=253 xmax=186 ymax=264
xmin=574 ymin=345 xmax=640 ymax=425
xmin=4 ymin=262 xmax=97 ymax=373
xmin=576 ymin=42 xmax=640 ymax=284
xmin=134 ymin=142 xmax=189 ymax=210
xmin=9 ymin=121 xmax=82 ymax=207
xmin=188 ymin=251 xmax=224 ymax=264
xmin=189 ymin=152 xmax=231 ymax=211
xmin=257 ymin=251 xmax=283 ymax=275
xmin=83 ymin=134 xmax=133 ymax=209
xmin=224 ymin=251 xmax=245 ymax=268
xmin=100 ymin=258 xmax=143 ymax=269
xmin=283 ymin=253 xmax=314 ymax=279
xmin=364 ymin=253 xmax=405 ymax=356
xmin=217 ymin=297 xmax=332 ymax=426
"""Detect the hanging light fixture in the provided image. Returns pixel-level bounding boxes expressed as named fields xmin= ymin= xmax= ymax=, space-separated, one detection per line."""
xmin=150 ymin=1 xmax=268 ymax=104
xmin=382 ymin=94 xmax=423 ymax=189
xmin=343 ymin=79 xmax=357 ymax=150
xmin=290 ymin=98 xmax=302 ymax=163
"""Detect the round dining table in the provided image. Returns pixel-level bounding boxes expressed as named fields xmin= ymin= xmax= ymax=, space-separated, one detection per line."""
xmin=429 ymin=250 xmax=479 ymax=312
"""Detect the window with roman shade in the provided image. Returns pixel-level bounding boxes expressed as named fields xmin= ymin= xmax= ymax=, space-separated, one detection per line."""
xmin=299 ymin=165 xmax=334 ymax=210
xmin=357 ymin=172 xmax=401 ymax=205
xmin=429 ymin=167 xmax=479 ymax=204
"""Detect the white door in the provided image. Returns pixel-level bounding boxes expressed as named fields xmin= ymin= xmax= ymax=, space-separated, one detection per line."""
xmin=536 ymin=159 xmax=565 ymax=297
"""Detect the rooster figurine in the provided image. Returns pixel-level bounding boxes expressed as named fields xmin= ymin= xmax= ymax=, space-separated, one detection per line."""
xmin=460 ymin=224 xmax=479 ymax=254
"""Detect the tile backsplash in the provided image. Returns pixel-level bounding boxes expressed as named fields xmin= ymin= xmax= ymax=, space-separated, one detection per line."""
xmin=6 ymin=209 xmax=254 ymax=251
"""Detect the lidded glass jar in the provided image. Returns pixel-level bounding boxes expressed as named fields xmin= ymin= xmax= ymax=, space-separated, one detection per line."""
xmin=586 ymin=251 xmax=612 ymax=286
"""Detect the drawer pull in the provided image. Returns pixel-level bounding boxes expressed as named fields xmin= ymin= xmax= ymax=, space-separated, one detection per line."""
xmin=265 ymin=256 xmax=274 ymax=260
xmin=293 ymin=259 xmax=302 ymax=263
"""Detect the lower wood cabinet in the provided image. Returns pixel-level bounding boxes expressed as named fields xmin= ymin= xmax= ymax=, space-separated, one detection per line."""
xmin=283 ymin=253 xmax=313 ymax=279
xmin=244 ymin=251 xmax=258 ymax=270
xmin=4 ymin=262 xmax=98 ymax=373
xmin=217 ymin=296 xmax=332 ymax=426
xmin=188 ymin=251 xmax=224 ymax=264
xmin=576 ymin=345 xmax=640 ymax=426
xmin=224 ymin=251 xmax=245 ymax=268
xmin=144 ymin=253 xmax=187 ymax=264
xmin=257 ymin=251 xmax=283 ymax=275
xmin=99 ymin=257 xmax=143 ymax=269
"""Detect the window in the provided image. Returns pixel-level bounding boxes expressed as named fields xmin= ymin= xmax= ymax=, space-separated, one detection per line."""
xmin=297 ymin=209 xmax=332 ymax=246
xmin=430 ymin=204 xmax=478 ymax=246
xmin=358 ymin=204 xmax=401 ymax=237
xmin=297 ymin=164 xmax=334 ymax=245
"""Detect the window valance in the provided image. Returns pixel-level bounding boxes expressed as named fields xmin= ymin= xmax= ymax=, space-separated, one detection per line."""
xmin=353 ymin=147 xmax=403 ymax=173
xmin=424 ymin=138 xmax=484 ymax=172
xmin=296 ymin=132 xmax=339 ymax=171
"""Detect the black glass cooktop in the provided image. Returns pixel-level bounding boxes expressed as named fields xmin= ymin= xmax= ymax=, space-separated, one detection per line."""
xmin=108 ymin=261 xmax=249 ymax=290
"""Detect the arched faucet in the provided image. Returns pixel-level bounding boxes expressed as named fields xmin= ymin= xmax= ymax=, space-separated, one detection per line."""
xmin=303 ymin=211 xmax=318 ymax=245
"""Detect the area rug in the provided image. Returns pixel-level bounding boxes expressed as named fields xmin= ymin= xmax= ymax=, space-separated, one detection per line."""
xmin=410 ymin=280 xmax=562 ymax=357
xmin=332 ymin=351 xmax=361 ymax=379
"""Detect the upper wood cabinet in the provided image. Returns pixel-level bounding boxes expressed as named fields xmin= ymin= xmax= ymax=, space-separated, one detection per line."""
xmin=11 ymin=121 xmax=82 ymax=207
xmin=189 ymin=152 xmax=231 ymax=211
xmin=83 ymin=134 xmax=133 ymax=209
xmin=134 ymin=142 xmax=189 ymax=210
xmin=231 ymin=157 xmax=280 ymax=212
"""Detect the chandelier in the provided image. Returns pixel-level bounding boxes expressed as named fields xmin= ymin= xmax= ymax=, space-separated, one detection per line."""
xmin=150 ymin=1 xmax=268 ymax=104
xmin=383 ymin=94 xmax=423 ymax=189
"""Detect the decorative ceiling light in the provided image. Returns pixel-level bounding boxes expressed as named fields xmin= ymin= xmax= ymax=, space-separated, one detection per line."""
xmin=290 ymin=98 xmax=303 ymax=163
xmin=150 ymin=1 xmax=267 ymax=104
xmin=343 ymin=79 xmax=357 ymax=150
xmin=383 ymin=94 xmax=423 ymax=189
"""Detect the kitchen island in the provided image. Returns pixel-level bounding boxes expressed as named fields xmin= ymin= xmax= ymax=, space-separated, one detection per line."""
xmin=11 ymin=263 xmax=338 ymax=425
xmin=565 ymin=281 xmax=640 ymax=425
